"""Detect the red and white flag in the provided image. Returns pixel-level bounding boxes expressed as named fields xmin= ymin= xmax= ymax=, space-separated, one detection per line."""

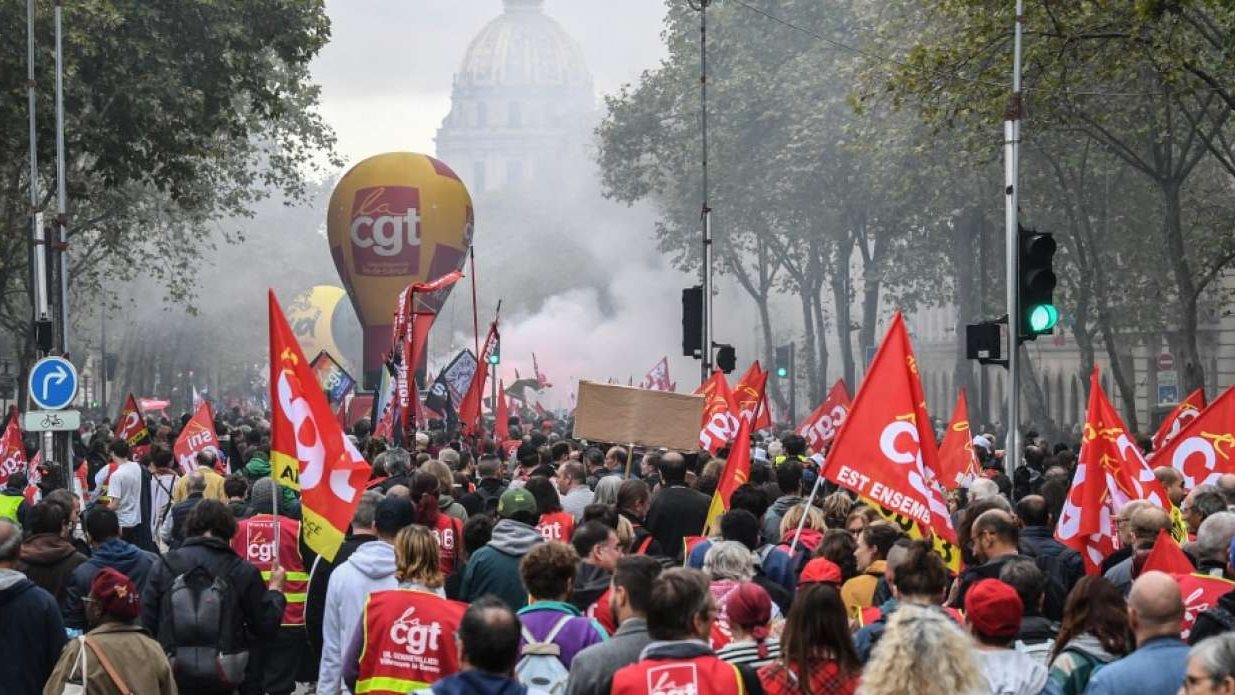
xmin=733 ymin=363 xmax=772 ymax=431
xmin=269 ymin=290 xmax=371 ymax=562
xmin=391 ymin=271 xmax=462 ymax=435
xmin=796 ymin=380 xmax=851 ymax=453
xmin=458 ymin=322 xmax=499 ymax=436
xmin=1152 ymin=388 xmax=1208 ymax=454
xmin=820 ymin=314 xmax=956 ymax=551
xmin=639 ymin=357 xmax=674 ymax=392
xmin=696 ymin=370 xmax=740 ymax=455
xmin=114 ymin=394 xmax=152 ymax=459
xmin=937 ymin=389 xmax=979 ymax=490
xmin=1153 ymin=386 xmax=1235 ymax=489
xmin=495 ymin=379 xmax=510 ymax=442
xmin=0 ymin=410 xmax=26 ymax=488
xmin=1055 ymin=368 xmax=1175 ymax=574
xmin=173 ymin=401 xmax=221 ymax=475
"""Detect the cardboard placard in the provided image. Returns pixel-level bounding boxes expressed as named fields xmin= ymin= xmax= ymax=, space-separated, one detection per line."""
xmin=573 ymin=380 xmax=705 ymax=450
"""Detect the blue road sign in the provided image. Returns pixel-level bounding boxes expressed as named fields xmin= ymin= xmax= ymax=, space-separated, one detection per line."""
xmin=28 ymin=356 xmax=78 ymax=410
xmin=1158 ymin=384 xmax=1179 ymax=405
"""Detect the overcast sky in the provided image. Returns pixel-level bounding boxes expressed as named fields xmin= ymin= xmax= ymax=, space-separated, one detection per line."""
xmin=312 ymin=0 xmax=669 ymax=164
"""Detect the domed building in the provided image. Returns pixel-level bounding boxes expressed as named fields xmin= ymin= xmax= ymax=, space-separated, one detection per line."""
xmin=436 ymin=0 xmax=595 ymax=193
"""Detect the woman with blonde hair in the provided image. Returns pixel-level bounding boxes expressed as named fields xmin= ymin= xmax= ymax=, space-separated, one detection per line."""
xmin=777 ymin=503 xmax=827 ymax=564
xmin=857 ymin=603 xmax=985 ymax=695
xmin=393 ymin=524 xmax=445 ymax=593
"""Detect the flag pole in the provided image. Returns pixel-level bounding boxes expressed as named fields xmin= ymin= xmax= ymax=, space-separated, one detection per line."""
xmin=788 ymin=472 xmax=824 ymax=556
xmin=469 ymin=246 xmax=480 ymax=361
xmin=625 ymin=443 xmax=635 ymax=478
xmin=271 ymin=477 xmax=280 ymax=568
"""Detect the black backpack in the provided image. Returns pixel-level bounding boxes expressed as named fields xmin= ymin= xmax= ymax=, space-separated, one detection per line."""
xmin=475 ymin=483 xmax=507 ymax=517
xmin=157 ymin=552 xmax=248 ymax=691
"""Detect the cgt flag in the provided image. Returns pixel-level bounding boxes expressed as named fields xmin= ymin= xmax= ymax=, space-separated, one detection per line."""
xmin=733 ymin=363 xmax=771 ymax=431
xmin=640 ymin=357 xmax=674 ymax=392
xmin=458 ymin=322 xmax=498 ymax=436
xmin=820 ymin=313 xmax=958 ymax=565
xmin=704 ymin=413 xmax=754 ymax=536
xmin=797 ymin=380 xmax=851 ymax=453
xmin=1055 ymin=368 xmax=1177 ymax=574
xmin=696 ymin=370 xmax=740 ymax=455
xmin=1153 ymin=385 xmax=1235 ymax=489
xmin=0 ymin=409 xmax=25 ymax=488
xmin=1151 ymin=388 xmax=1207 ymax=454
xmin=936 ymin=389 xmax=979 ymax=491
xmin=114 ymin=394 xmax=152 ymax=459
xmin=269 ymin=290 xmax=371 ymax=562
xmin=173 ymin=401 xmax=222 ymax=475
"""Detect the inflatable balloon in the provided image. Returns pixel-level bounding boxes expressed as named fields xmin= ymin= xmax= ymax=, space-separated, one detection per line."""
xmin=285 ymin=285 xmax=363 ymax=376
xmin=327 ymin=152 xmax=474 ymax=388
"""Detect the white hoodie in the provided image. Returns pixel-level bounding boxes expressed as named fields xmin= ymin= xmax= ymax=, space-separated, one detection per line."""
xmin=318 ymin=540 xmax=398 ymax=695
xmin=978 ymin=648 xmax=1049 ymax=695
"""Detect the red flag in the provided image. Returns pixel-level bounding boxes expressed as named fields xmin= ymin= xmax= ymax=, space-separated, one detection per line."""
xmin=705 ymin=414 xmax=753 ymax=534
xmin=495 ymin=379 xmax=510 ymax=442
xmin=696 ymin=370 xmax=740 ymax=455
xmin=113 ymin=394 xmax=152 ymax=459
xmin=0 ymin=410 xmax=26 ymax=488
xmin=1142 ymin=529 xmax=1194 ymax=575
xmin=1056 ymin=369 xmax=1175 ymax=574
xmin=796 ymin=380 xmax=851 ymax=453
xmin=937 ymin=390 xmax=979 ymax=490
xmin=269 ymin=290 xmax=371 ymax=562
xmin=1152 ymin=388 xmax=1207 ymax=454
xmin=533 ymin=353 xmax=552 ymax=389
xmin=733 ymin=363 xmax=770 ymax=431
xmin=639 ymin=357 xmax=673 ymax=391
xmin=1176 ymin=573 xmax=1235 ymax=641
xmin=173 ymin=401 xmax=221 ymax=475
xmin=458 ymin=322 xmax=498 ymax=435
xmin=820 ymin=313 xmax=955 ymax=547
xmin=1154 ymin=386 xmax=1235 ymax=489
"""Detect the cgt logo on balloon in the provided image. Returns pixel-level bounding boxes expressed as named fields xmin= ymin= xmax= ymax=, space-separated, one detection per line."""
xmin=350 ymin=186 xmax=422 ymax=275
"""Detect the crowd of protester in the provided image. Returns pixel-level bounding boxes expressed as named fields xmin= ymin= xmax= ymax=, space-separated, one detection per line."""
xmin=5 ymin=411 xmax=1235 ymax=694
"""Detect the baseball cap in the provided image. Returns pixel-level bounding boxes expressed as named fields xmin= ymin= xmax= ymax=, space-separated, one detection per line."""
xmin=375 ymin=496 xmax=415 ymax=535
xmin=964 ymin=578 xmax=1023 ymax=639
xmin=798 ymin=558 xmax=843 ymax=588
xmin=498 ymin=488 xmax=537 ymax=518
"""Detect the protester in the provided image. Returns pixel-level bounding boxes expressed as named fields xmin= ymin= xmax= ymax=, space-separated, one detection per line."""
xmin=763 ymin=460 xmax=804 ymax=545
xmin=17 ymin=500 xmax=87 ymax=602
xmin=592 ymin=475 xmax=624 ymax=507
xmin=999 ymin=556 xmax=1058 ymax=666
xmin=426 ymin=596 xmax=525 ymax=694
xmin=307 ymin=489 xmax=381 ymax=663
xmin=711 ymin=509 xmax=794 ymax=613
xmin=445 ymin=513 xmax=493 ymax=600
xmin=859 ymin=603 xmax=985 ymax=695
xmin=318 ymin=495 xmax=408 ymax=694
xmin=410 ymin=471 xmax=466 ymax=575
xmin=1103 ymin=505 xmax=1172 ymax=595
xmin=527 ymin=475 xmax=575 ymax=543
xmin=1185 ymin=487 xmax=1229 ymax=536
xmin=1045 ymin=576 xmax=1132 ymax=694
xmin=819 ymin=528 xmax=859 ymax=583
xmin=557 ymin=461 xmax=594 ymax=520
xmin=776 ymin=502 xmax=827 ymax=572
xmin=798 ymin=557 xmax=844 ymax=590
xmin=142 ymin=500 xmax=287 ymax=694
xmin=0 ymin=470 xmax=31 ymax=527
xmin=1182 ymin=633 xmax=1235 ymax=695
xmin=64 ymin=507 xmax=158 ymax=631
xmin=645 ymin=452 xmax=710 ymax=561
xmin=515 ymin=540 xmax=607 ymax=684
xmin=343 ymin=524 xmax=467 ymax=694
xmin=611 ymin=568 xmax=758 ymax=694
xmin=148 ymin=447 xmax=181 ymax=541
xmin=962 ymin=578 xmax=1049 ymax=694
xmin=224 ymin=473 xmax=248 ymax=519
xmin=688 ymin=485 xmax=796 ymax=596
xmin=103 ymin=439 xmax=151 ymax=549
xmin=841 ymin=522 xmax=899 ymax=620
xmin=616 ymin=479 xmax=662 ymax=556
xmin=1083 ymin=570 xmax=1189 ymax=694
xmin=459 ymin=487 xmax=545 ymax=609
xmin=172 ymin=449 xmax=228 ymax=502
xmin=951 ymin=509 xmax=1022 ymax=608
xmin=758 ymin=583 xmax=861 ymax=695
xmin=423 ymin=459 xmax=469 ymax=523
xmin=161 ymin=468 xmax=208 ymax=549
xmin=1193 ymin=512 xmax=1235 ymax=578
xmin=0 ymin=517 xmax=66 ymax=695
xmin=1100 ymin=500 xmax=1151 ymax=575
xmin=1152 ymin=466 xmax=1187 ymax=507
xmin=458 ymin=454 xmax=508 ymax=517
xmin=569 ymin=520 xmax=622 ymax=633
xmin=44 ymin=567 xmax=175 ymax=694
xmin=852 ymin=539 xmax=952 ymax=662
xmin=568 ymin=555 xmax=662 ymax=695
xmin=715 ymin=581 xmax=781 ymax=668
xmin=1015 ymin=494 xmax=1083 ymax=597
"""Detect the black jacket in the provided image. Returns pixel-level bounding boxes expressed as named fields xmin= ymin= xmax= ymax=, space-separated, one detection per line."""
xmin=140 ymin=536 xmax=286 ymax=646
xmin=0 ymin=571 xmax=67 ymax=695
xmin=646 ymin=484 xmax=710 ymax=561
xmin=167 ymin=494 xmax=204 ymax=550
xmin=620 ymin=510 xmax=664 ymax=557
xmin=459 ymin=478 xmax=507 ymax=517
xmin=305 ymin=532 xmax=377 ymax=657
xmin=1191 ymin=586 xmax=1235 ymax=645
xmin=1019 ymin=526 xmax=1085 ymax=595
xmin=570 ymin=561 xmax=613 ymax=613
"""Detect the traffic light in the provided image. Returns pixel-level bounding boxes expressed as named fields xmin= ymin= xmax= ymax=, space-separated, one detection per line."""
xmin=1018 ymin=226 xmax=1058 ymax=341
xmin=682 ymin=286 xmax=703 ymax=358
xmin=774 ymin=344 xmax=791 ymax=378
xmin=715 ymin=344 xmax=736 ymax=374
xmin=487 ymin=338 xmax=501 ymax=365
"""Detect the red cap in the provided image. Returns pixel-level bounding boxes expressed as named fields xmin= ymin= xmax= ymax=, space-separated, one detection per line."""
xmin=90 ymin=567 xmax=141 ymax=620
xmin=964 ymin=578 xmax=1023 ymax=639
xmin=798 ymin=558 xmax=843 ymax=587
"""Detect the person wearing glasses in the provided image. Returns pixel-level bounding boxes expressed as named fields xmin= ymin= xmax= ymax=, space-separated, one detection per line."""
xmin=1181 ymin=633 xmax=1235 ymax=695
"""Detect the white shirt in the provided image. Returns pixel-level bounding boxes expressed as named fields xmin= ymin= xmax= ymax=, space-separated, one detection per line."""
xmin=150 ymin=472 xmax=178 ymax=538
xmin=107 ymin=460 xmax=144 ymax=528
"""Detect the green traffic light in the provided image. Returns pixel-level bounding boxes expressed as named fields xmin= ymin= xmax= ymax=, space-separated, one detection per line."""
xmin=1028 ymin=304 xmax=1059 ymax=333
xmin=487 ymin=355 xmax=500 ymax=365
xmin=776 ymin=367 xmax=788 ymax=378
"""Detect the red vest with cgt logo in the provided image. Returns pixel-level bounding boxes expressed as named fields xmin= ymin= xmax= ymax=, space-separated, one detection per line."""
xmin=612 ymin=654 xmax=745 ymax=695
xmin=230 ymin=513 xmax=306 ymax=626
xmin=355 ymin=588 xmax=467 ymax=694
